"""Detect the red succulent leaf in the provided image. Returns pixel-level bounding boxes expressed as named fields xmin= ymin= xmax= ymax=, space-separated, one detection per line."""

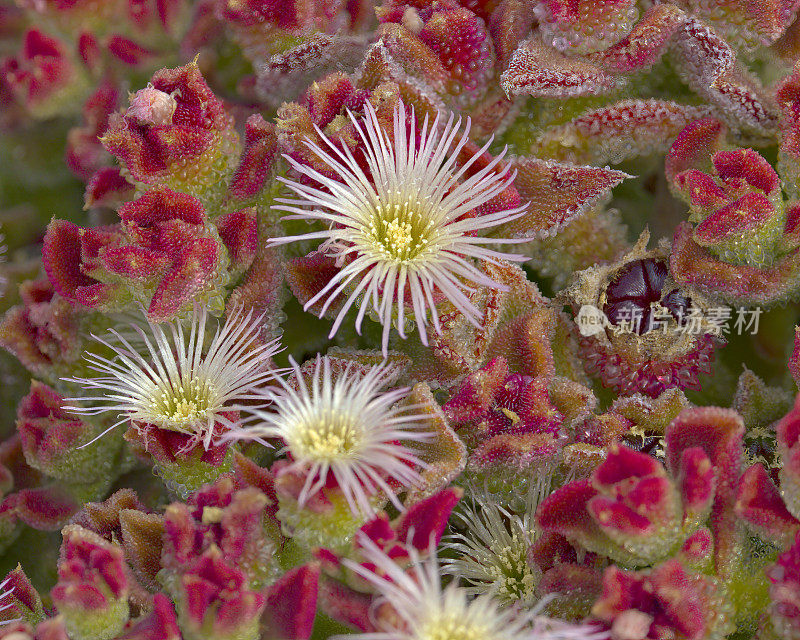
xmin=665 ymin=117 xmax=728 ymax=184
xmin=14 ymin=485 xmax=81 ymax=531
xmin=443 ymin=356 xmax=510 ymax=425
xmin=1 ymin=29 xmax=74 ymax=109
xmin=592 ymin=444 xmax=664 ymax=488
xmin=536 ymin=0 xmax=640 ymax=55
xmin=671 ymin=221 xmax=800 ymax=305
xmin=284 ymin=251 xmax=346 ymax=318
xmin=15 ymin=381 xmax=113 ymax=482
xmin=0 ymin=279 xmax=85 ymax=379
xmin=679 ymin=527 xmax=714 ymax=566
xmin=674 ymin=0 xmax=800 ymax=48
xmin=537 ymin=480 xmax=602 ymax=545
xmin=500 ymin=36 xmax=615 ymax=98
xmin=228 ymin=114 xmax=278 ymax=200
xmin=587 ymin=498 xmax=654 ymax=538
xmin=42 ymin=219 xmax=123 ymax=309
xmin=113 ymin=186 xmax=222 ymax=321
xmin=531 ymin=99 xmax=713 ymax=165
xmin=712 ymin=148 xmax=781 ymax=196
xmin=216 ymin=207 xmax=258 ymax=273
xmin=671 ymin=16 xmax=780 ymax=134
xmin=592 ymin=559 xmax=721 ymax=640
xmin=65 ymin=79 xmax=120 ymax=180
xmin=102 ymin=61 xmax=233 ymax=185
xmin=767 ymin=530 xmax=800 ymax=637
xmin=116 ymin=593 xmax=181 ymax=640
xmin=262 ymin=564 xmax=320 ymax=640
xmin=178 ymin=547 xmax=265 ymax=637
xmin=416 ymin=3 xmax=495 ymax=100
xmin=665 ymin=407 xmax=744 ymax=574
xmin=394 ymin=487 xmax=461 ymax=551
xmin=84 ymin=167 xmax=134 ymax=210
xmin=318 ymin=578 xmax=376 ymax=632
xmin=0 ymin=565 xmax=44 ymax=624
xmin=693 ymin=193 xmax=776 ymax=245
xmin=468 ymin=432 xmax=561 ymax=474
xmin=588 ymin=445 xmax=680 ymax=546
xmin=498 ymin=157 xmax=630 ymax=238
xmin=52 ymin=525 xmax=129 ymax=622
xmin=736 ymin=462 xmax=800 ymax=544
xmin=777 ymin=59 xmax=800 ymax=125
xmin=677 ymin=447 xmax=716 ymax=520
xmin=588 ymin=3 xmax=685 ymax=74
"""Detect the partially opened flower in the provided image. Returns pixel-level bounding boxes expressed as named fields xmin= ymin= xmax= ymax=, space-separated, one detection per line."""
xmin=443 ymin=499 xmax=538 ymax=605
xmin=343 ymin=535 xmax=608 ymax=640
xmin=443 ymin=477 xmax=553 ymax=605
xmin=63 ymin=307 xmax=281 ymax=450
xmin=270 ymin=100 xmax=528 ymax=353
xmin=228 ymin=355 xmax=429 ymax=516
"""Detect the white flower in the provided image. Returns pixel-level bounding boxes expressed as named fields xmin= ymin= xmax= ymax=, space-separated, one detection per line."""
xmin=442 ymin=473 xmax=555 ymax=605
xmin=342 ymin=536 xmax=608 ymax=640
xmin=444 ymin=499 xmax=539 ymax=605
xmin=270 ymin=100 xmax=528 ymax=353
xmin=64 ymin=307 xmax=281 ymax=450
xmin=226 ymin=355 xmax=429 ymax=516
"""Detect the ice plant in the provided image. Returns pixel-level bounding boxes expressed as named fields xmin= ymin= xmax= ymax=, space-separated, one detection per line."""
xmin=343 ymin=535 xmax=608 ymax=640
xmin=6 ymin=0 xmax=800 ymax=636
xmin=269 ymin=100 xmax=528 ymax=353
xmin=63 ymin=307 xmax=281 ymax=450
xmin=228 ymin=355 xmax=429 ymax=516
xmin=443 ymin=497 xmax=539 ymax=605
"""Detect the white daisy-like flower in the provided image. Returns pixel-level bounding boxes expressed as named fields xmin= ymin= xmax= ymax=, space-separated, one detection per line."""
xmin=342 ymin=535 xmax=609 ymax=640
xmin=444 ymin=499 xmax=539 ymax=605
xmin=226 ymin=355 xmax=429 ymax=516
xmin=443 ymin=474 xmax=554 ymax=605
xmin=63 ymin=306 xmax=282 ymax=450
xmin=270 ymin=99 xmax=528 ymax=353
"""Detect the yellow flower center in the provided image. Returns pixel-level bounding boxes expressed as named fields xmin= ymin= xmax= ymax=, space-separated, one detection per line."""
xmin=149 ymin=378 xmax=216 ymax=431
xmin=368 ymin=195 xmax=435 ymax=263
xmin=292 ymin=411 xmax=362 ymax=461
xmin=418 ymin=613 xmax=489 ymax=640
xmin=485 ymin=533 xmax=538 ymax=602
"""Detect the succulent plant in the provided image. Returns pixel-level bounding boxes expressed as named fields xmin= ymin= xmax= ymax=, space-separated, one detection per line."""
xmin=1 ymin=1 xmax=800 ymax=639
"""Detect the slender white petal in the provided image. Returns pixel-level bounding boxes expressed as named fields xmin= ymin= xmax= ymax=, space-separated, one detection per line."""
xmin=340 ymin=536 xmax=609 ymax=640
xmin=270 ymin=100 xmax=529 ymax=353
xmin=225 ymin=355 xmax=430 ymax=516
xmin=63 ymin=307 xmax=282 ymax=449
xmin=0 ymin=576 xmax=18 ymax=626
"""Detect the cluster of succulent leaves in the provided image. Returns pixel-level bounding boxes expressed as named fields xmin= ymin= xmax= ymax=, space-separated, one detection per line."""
xmin=1 ymin=0 xmax=800 ymax=639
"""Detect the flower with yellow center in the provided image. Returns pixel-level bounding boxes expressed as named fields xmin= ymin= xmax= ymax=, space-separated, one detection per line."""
xmin=270 ymin=100 xmax=528 ymax=353
xmin=444 ymin=477 xmax=554 ymax=605
xmin=341 ymin=536 xmax=609 ymax=640
xmin=227 ymin=355 xmax=429 ymax=516
xmin=444 ymin=500 xmax=538 ymax=605
xmin=64 ymin=307 xmax=281 ymax=450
